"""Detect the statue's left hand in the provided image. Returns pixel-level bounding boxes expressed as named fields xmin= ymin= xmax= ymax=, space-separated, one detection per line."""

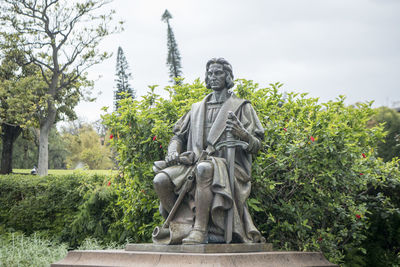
xmin=226 ymin=111 xmax=250 ymax=141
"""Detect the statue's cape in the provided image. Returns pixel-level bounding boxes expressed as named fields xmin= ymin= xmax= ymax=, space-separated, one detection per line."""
xmin=189 ymin=93 xmax=248 ymax=158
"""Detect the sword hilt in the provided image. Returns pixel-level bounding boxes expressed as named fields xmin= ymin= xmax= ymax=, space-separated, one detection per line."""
xmin=215 ymin=139 xmax=248 ymax=151
xmin=215 ymin=125 xmax=249 ymax=151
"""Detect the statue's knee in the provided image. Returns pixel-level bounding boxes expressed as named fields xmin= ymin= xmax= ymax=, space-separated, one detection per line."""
xmin=153 ymin=173 xmax=169 ymax=190
xmin=196 ymin=161 xmax=213 ymax=179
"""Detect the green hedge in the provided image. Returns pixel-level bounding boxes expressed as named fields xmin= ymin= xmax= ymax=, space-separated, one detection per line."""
xmin=0 ymin=172 xmax=125 ymax=248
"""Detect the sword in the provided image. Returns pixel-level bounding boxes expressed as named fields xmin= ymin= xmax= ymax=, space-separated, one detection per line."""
xmin=215 ymin=115 xmax=248 ymax=244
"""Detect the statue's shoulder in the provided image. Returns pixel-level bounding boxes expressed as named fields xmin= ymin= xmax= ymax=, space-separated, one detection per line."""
xmin=230 ymin=93 xmax=250 ymax=106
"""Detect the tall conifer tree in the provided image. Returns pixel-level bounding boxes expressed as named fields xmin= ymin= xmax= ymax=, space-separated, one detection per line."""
xmin=114 ymin=46 xmax=134 ymax=110
xmin=161 ymin=9 xmax=183 ymax=85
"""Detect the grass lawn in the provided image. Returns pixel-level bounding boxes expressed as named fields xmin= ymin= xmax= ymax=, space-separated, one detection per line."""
xmin=12 ymin=169 xmax=117 ymax=176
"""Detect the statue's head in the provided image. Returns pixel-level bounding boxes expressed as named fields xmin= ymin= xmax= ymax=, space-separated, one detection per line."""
xmin=205 ymin=58 xmax=234 ymax=90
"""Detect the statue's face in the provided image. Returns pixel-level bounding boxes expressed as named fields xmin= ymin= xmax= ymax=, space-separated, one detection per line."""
xmin=207 ymin=63 xmax=226 ymax=91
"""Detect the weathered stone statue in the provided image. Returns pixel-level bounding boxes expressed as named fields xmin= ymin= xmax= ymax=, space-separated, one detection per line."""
xmin=152 ymin=58 xmax=265 ymax=245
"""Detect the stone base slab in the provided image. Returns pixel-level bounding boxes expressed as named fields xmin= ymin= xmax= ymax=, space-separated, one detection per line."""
xmin=52 ymin=248 xmax=337 ymax=267
xmin=125 ymin=243 xmax=273 ymax=253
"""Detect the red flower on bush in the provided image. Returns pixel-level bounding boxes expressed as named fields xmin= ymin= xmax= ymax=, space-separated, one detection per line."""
xmin=359 ymin=173 xmax=364 ymax=176
xmin=310 ymin=136 xmax=315 ymax=142
xmin=356 ymin=214 xmax=361 ymax=219
xmin=160 ymin=145 xmax=163 ymax=149
xmin=109 ymin=134 xmax=114 ymax=140
xmin=318 ymin=237 xmax=323 ymax=242
xmin=107 ymin=181 xmax=111 ymax=186
xmin=362 ymin=153 xmax=366 ymax=158
xmin=283 ymin=128 xmax=287 ymax=132
xmin=153 ymin=135 xmax=157 ymax=141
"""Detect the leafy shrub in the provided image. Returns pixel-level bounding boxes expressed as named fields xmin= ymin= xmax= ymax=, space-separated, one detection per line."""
xmin=0 ymin=172 xmax=123 ymax=248
xmin=361 ymin=166 xmax=400 ymax=266
xmin=69 ymin=180 xmax=126 ymax=247
xmin=237 ymin=80 xmax=400 ymax=265
xmin=103 ymin=79 xmax=400 ymax=265
xmin=0 ymin=173 xmax=83 ymax=237
xmin=369 ymin=106 xmax=400 ymax=162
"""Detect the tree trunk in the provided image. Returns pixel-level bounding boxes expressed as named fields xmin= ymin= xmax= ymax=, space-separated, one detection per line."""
xmin=0 ymin=123 xmax=22 ymax=174
xmin=23 ymin=143 xmax=29 ymax=169
xmin=37 ymin=106 xmax=57 ymax=176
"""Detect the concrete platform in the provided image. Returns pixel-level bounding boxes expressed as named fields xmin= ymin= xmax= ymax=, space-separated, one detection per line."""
xmin=51 ymin=244 xmax=338 ymax=267
xmin=125 ymin=243 xmax=273 ymax=253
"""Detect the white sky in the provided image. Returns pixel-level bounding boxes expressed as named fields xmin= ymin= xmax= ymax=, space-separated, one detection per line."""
xmin=73 ymin=0 xmax=400 ymax=123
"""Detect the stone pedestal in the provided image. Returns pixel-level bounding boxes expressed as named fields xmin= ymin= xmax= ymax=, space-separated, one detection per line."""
xmin=126 ymin=243 xmax=272 ymax=253
xmin=51 ymin=243 xmax=337 ymax=267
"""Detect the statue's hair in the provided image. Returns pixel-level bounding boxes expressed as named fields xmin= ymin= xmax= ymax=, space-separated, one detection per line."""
xmin=205 ymin=58 xmax=234 ymax=89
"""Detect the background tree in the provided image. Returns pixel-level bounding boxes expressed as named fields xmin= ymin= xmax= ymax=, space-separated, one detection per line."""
xmin=9 ymin=127 xmax=68 ymax=169
xmin=0 ymin=40 xmax=42 ymax=174
xmin=370 ymin=106 xmax=400 ymax=162
xmin=62 ymin=122 xmax=113 ymax=170
xmin=114 ymin=46 xmax=134 ymax=111
xmin=0 ymin=0 xmax=121 ymax=176
xmin=93 ymin=118 xmax=107 ymax=145
xmin=161 ymin=9 xmax=183 ymax=85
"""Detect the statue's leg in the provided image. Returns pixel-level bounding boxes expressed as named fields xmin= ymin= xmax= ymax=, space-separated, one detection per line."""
xmin=153 ymin=173 xmax=176 ymax=214
xmin=194 ymin=161 xmax=214 ymax=231
xmin=182 ymin=161 xmax=213 ymax=244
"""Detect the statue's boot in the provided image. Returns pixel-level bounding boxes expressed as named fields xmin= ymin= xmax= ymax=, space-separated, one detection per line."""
xmin=182 ymin=229 xmax=207 ymax=244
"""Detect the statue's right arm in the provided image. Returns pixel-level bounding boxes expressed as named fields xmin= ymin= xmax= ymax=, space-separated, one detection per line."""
xmin=165 ymin=138 xmax=182 ymax=166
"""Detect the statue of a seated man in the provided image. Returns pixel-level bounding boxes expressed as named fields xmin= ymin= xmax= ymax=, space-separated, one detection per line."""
xmin=152 ymin=58 xmax=265 ymax=244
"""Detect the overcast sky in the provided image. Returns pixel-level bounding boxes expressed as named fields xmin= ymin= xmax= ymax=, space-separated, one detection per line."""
xmin=74 ymin=0 xmax=400 ymax=123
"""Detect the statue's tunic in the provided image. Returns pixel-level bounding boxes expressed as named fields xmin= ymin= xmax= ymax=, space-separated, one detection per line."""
xmin=159 ymin=93 xmax=265 ymax=243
